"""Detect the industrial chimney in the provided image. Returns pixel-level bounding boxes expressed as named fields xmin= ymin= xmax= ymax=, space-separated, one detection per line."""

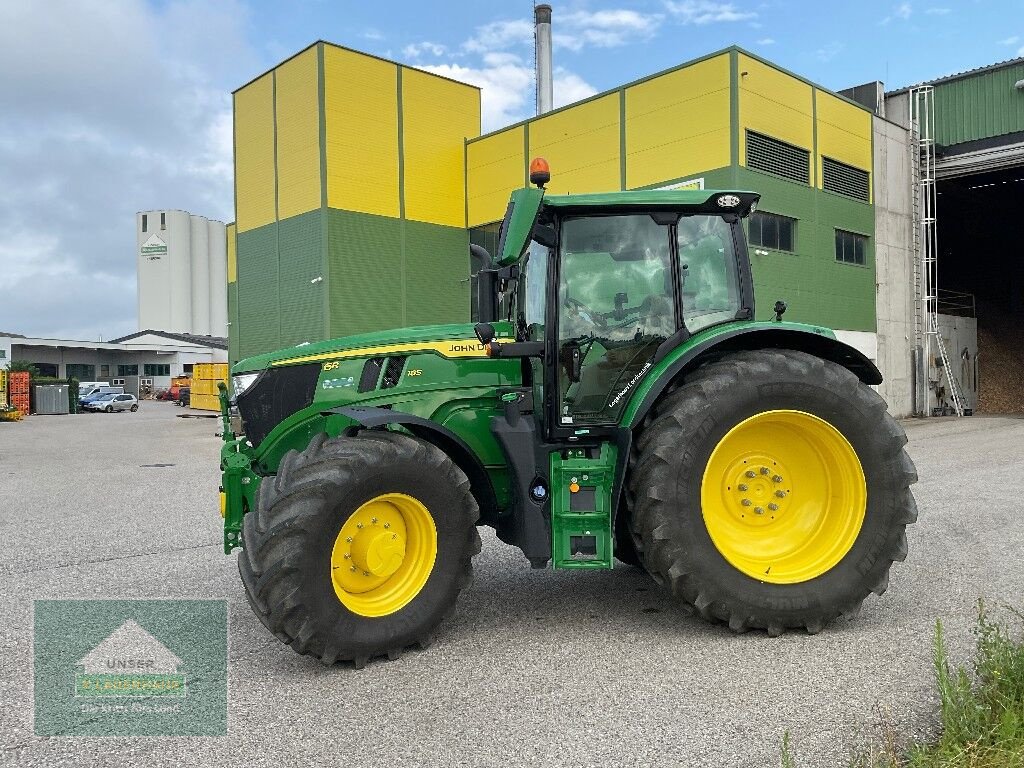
xmin=535 ymin=4 xmax=553 ymax=115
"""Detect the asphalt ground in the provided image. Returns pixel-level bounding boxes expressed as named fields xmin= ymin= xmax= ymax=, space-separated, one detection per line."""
xmin=1 ymin=403 xmax=1022 ymax=767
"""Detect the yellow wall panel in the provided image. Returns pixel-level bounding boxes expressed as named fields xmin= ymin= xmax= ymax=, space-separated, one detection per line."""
xmin=275 ymin=47 xmax=321 ymax=220
xmin=234 ymin=74 xmax=276 ymax=232
xmin=528 ymin=94 xmax=620 ymax=196
xmin=737 ymin=53 xmax=813 ymax=180
xmin=402 ymin=67 xmax=480 ymax=227
xmin=226 ymin=223 xmax=237 ymax=283
xmin=467 ymin=127 xmax=525 ymax=226
xmin=324 ymin=46 xmax=399 ymax=218
xmin=625 ymin=54 xmax=730 ymax=188
xmin=816 ymin=90 xmax=872 ymax=195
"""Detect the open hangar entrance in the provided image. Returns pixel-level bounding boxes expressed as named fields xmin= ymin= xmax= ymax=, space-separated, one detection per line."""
xmin=937 ymin=162 xmax=1024 ymax=414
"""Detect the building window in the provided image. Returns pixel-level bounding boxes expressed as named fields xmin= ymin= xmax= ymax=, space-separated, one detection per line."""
xmin=745 ymin=130 xmax=810 ymax=185
xmin=160 ymin=212 xmax=166 ymax=230
xmin=65 ymin=363 xmax=96 ymax=381
xmin=100 ymin=364 xmax=110 ymax=378
xmin=144 ymin=363 xmax=170 ymax=376
xmin=117 ymin=364 xmax=139 ymax=376
xmin=142 ymin=214 xmax=147 ymax=233
xmin=183 ymin=363 xmax=194 ymax=375
xmin=748 ymin=211 xmax=796 ymax=252
xmin=822 ymin=157 xmax=870 ymax=202
xmin=835 ymin=229 xmax=868 ymax=265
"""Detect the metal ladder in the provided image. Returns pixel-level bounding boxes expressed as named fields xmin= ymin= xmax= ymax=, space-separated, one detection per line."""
xmin=910 ymin=85 xmax=963 ymax=416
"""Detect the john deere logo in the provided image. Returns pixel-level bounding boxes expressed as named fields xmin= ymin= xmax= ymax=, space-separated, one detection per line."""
xmin=75 ymin=619 xmax=186 ymax=698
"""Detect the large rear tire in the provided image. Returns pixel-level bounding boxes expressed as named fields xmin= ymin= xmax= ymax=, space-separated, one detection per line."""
xmin=628 ymin=349 xmax=918 ymax=635
xmin=239 ymin=430 xmax=480 ymax=666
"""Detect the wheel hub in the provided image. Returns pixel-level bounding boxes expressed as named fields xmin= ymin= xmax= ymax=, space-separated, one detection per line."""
xmin=727 ymin=454 xmax=791 ymax=526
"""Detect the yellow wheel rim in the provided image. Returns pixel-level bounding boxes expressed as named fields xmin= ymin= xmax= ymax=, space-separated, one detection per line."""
xmin=330 ymin=493 xmax=437 ymax=617
xmin=700 ymin=410 xmax=866 ymax=584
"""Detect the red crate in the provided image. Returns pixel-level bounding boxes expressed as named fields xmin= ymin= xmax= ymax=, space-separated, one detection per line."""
xmin=9 ymin=392 xmax=29 ymax=414
xmin=8 ymin=371 xmax=29 ymax=395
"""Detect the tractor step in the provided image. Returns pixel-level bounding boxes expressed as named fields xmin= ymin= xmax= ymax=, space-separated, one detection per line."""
xmin=549 ymin=444 xmax=617 ymax=569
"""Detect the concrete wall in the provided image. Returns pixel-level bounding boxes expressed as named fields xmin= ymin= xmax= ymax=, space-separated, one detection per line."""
xmin=872 ymin=115 xmax=917 ymax=417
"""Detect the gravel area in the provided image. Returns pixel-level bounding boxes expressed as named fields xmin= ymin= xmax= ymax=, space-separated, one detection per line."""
xmin=1 ymin=403 xmax=1022 ymax=767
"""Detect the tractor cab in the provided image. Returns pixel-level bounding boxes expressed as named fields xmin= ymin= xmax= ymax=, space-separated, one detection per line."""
xmin=475 ymin=159 xmax=760 ymax=439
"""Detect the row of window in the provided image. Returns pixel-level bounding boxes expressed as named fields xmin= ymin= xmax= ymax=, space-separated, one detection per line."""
xmin=140 ymin=212 xmax=167 ymax=233
xmin=745 ymin=130 xmax=870 ymax=203
xmin=748 ymin=211 xmax=867 ymax=266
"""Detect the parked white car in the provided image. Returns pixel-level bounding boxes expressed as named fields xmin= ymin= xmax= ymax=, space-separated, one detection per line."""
xmin=83 ymin=393 xmax=138 ymax=413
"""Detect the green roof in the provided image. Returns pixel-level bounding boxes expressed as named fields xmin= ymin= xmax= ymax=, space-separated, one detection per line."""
xmin=543 ymin=189 xmax=759 ymax=212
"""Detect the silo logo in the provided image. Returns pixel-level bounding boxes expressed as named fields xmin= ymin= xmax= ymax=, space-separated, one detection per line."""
xmin=140 ymin=235 xmax=168 ymax=259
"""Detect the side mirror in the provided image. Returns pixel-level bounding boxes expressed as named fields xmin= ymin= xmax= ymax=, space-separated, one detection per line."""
xmin=474 ymin=322 xmax=496 ymax=345
xmin=561 ymin=342 xmax=583 ymax=383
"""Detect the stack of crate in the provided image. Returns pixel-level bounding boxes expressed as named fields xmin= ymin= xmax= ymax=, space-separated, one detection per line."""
xmin=8 ymin=371 xmax=29 ymax=414
xmin=189 ymin=363 xmax=229 ymax=411
xmin=0 ymin=369 xmax=7 ymax=407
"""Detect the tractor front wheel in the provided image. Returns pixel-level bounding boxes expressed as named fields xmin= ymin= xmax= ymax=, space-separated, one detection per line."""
xmin=628 ymin=349 xmax=917 ymax=635
xmin=238 ymin=430 xmax=480 ymax=667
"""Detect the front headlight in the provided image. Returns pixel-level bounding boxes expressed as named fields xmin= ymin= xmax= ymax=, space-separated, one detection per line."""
xmin=232 ymin=372 xmax=261 ymax=398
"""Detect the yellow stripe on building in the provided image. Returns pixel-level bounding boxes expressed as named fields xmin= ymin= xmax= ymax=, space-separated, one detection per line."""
xmin=402 ymin=67 xmax=480 ymax=228
xmin=275 ymin=46 xmax=322 ymax=220
xmin=467 ymin=126 xmax=526 ymax=226
xmin=234 ymin=73 xmax=277 ymax=232
xmin=625 ymin=54 xmax=731 ymax=189
xmin=324 ymin=45 xmax=400 ymax=218
xmin=529 ymin=94 xmax=621 ymax=196
xmin=737 ymin=54 xmax=814 ymax=180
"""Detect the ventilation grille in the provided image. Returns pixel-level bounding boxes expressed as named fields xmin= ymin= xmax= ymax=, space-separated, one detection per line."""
xmin=381 ymin=357 xmax=407 ymax=389
xmin=358 ymin=358 xmax=385 ymax=392
xmin=822 ymin=157 xmax=870 ymax=202
xmin=746 ymin=130 xmax=810 ymax=185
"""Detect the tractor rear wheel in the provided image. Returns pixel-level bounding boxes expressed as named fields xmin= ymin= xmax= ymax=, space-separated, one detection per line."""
xmin=628 ymin=349 xmax=917 ymax=635
xmin=238 ymin=430 xmax=480 ymax=667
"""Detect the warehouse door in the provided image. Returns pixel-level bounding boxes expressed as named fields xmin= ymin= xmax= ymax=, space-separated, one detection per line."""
xmin=936 ymin=164 xmax=1024 ymax=413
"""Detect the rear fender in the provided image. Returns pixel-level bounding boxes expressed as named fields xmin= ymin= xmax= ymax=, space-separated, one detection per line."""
xmin=623 ymin=324 xmax=882 ymax=428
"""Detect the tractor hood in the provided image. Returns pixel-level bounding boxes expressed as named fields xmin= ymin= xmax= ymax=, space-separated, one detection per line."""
xmin=232 ymin=322 xmax=507 ymax=375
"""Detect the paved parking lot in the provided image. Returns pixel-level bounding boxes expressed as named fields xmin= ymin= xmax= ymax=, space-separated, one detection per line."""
xmin=1 ymin=403 xmax=1022 ymax=767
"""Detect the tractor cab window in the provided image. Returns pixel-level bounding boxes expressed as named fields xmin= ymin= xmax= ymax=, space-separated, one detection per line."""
xmin=515 ymin=239 xmax=549 ymax=342
xmin=556 ymin=214 xmax=675 ymax=426
xmin=677 ymin=216 xmax=740 ymax=334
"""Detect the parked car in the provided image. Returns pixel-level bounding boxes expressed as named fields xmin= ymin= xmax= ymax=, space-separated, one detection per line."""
xmin=79 ymin=385 xmax=123 ymax=403
xmin=83 ymin=393 xmax=138 ymax=413
xmin=175 ymin=387 xmax=191 ymax=407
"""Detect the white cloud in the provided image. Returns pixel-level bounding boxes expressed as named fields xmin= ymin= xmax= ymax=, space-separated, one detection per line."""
xmin=664 ymin=1 xmax=756 ymax=25
xmin=925 ymin=7 xmax=951 ymax=14
xmin=553 ymin=68 xmax=598 ymax=107
xmin=0 ymin=0 xmax=254 ymax=339
xmin=757 ymin=37 xmax=775 ymax=45
xmin=402 ymin=41 xmax=446 ymax=59
xmin=555 ymin=9 xmax=663 ymax=50
xmin=816 ymin=41 xmax=845 ymax=62
xmin=463 ymin=19 xmax=534 ymax=53
xmin=361 ymin=28 xmax=384 ymax=41
xmin=895 ymin=2 xmax=912 ymax=19
xmin=998 ymin=35 xmax=1020 ymax=46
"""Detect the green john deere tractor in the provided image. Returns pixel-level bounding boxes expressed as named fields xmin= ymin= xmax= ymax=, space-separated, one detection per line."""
xmin=218 ymin=160 xmax=917 ymax=667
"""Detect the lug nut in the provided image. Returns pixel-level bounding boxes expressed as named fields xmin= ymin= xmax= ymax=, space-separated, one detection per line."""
xmin=754 ymin=506 xmax=765 ymax=515
xmin=356 ymin=523 xmax=363 ymax=529
xmin=346 ymin=536 xmax=353 ymax=543
xmin=760 ymin=467 xmax=770 ymax=475
xmin=350 ymin=565 xmax=356 ymax=572
xmin=363 ymin=571 xmax=370 ymax=577
xmin=745 ymin=470 xmax=756 ymax=478
xmin=768 ymin=503 xmax=779 ymax=511
xmin=371 ymin=517 xmax=378 ymax=524
xmin=383 ymin=523 xmax=390 ymax=529
xmin=772 ymin=474 xmax=783 ymax=483
xmin=741 ymin=499 xmax=752 ymax=507
xmin=344 ymin=553 xmax=351 ymax=559
xmin=738 ymin=483 xmax=749 ymax=492
xmin=775 ymin=490 xmax=786 ymax=498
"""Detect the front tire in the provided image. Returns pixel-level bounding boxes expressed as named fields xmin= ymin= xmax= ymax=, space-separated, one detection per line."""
xmin=105 ymin=405 xmax=113 ymax=413
xmin=628 ymin=349 xmax=917 ymax=635
xmin=239 ymin=430 xmax=480 ymax=666
xmin=130 ymin=404 xmax=138 ymax=412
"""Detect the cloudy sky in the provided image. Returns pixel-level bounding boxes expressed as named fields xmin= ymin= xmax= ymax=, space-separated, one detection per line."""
xmin=0 ymin=0 xmax=1018 ymax=340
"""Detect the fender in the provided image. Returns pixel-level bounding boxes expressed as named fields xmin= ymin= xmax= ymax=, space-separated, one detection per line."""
xmin=623 ymin=323 xmax=883 ymax=429
xmin=325 ymin=405 xmax=499 ymax=525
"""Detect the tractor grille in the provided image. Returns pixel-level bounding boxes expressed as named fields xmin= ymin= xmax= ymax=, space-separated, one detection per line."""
xmin=381 ymin=356 xmax=407 ymax=389
xmin=236 ymin=363 xmax=320 ymax=447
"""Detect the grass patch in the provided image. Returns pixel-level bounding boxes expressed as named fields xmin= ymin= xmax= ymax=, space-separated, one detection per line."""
xmin=783 ymin=601 xmax=1024 ymax=767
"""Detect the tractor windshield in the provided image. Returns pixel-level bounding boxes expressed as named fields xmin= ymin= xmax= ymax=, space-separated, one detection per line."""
xmin=555 ymin=212 xmax=741 ymax=426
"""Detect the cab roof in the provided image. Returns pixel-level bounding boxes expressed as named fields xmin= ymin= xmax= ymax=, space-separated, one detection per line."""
xmin=543 ymin=189 xmax=760 ymax=213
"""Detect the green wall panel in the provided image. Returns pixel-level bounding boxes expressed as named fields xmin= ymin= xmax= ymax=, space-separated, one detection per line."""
xmin=933 ymin=63 xmax=1024 ymax=146
xmin=403 ymin=219 xmax=470 ymax=326
xmin=736 ymin=167 xmax=875 ymax=332
xmin=277 ymin=213 xmax=324 ymax=348
xmin=227 ymin=282 xmax=239 ymax=365
xmin=236 ymin=224 xmax=280 ymax=360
